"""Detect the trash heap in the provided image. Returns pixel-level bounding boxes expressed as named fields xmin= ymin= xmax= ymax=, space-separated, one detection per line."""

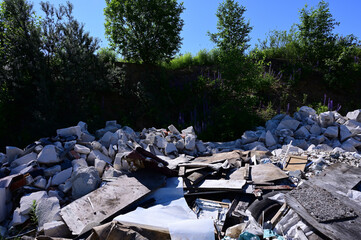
xmin=1 ymin=106 xmax=361 ymax=240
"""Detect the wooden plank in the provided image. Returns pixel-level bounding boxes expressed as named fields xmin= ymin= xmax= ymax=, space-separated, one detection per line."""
xmin=60 ymin=175 xmax=154 ymax=235
xmin=244 ymin=163 xmax=250 ymax=180
xmin=193 ymin=150 xmax=242 ymax=164
xmin=250 ymin=163 xmax=288 ymax=184
xmin=283 ymin=155 xmax=308 ymax=171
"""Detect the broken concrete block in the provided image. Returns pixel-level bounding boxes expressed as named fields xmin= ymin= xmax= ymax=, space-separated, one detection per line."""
xmin=185 ymin=135 xmax=196 ymax=151
xmin=331 ymin=139 xmax=341 ymax=148
xmin=114 ymin=152 xmax=131 ymax=171
xmin=80 ymin=132 xmax=96 ymax=142
xmin=36 ymin=196 xmax=62 ymax=230
xmin=294 ymin=126 xmax=310 ymax=139
xmin=324 ymin=126 xmax=339 ymax=139
xmin=20 ymin=191 xmax=48 ymax=215
xmin=346 ymin=109 xmax=361 ymax=122
xmin=298 ymin=106 xmax=317 ymax=119
xmin=168 ymin=124 xmax=180 ymax=135
xmin=87 ymin=150 xmax=112 ymax=165
xmin=241 ymin=131 xmax=259 ymax=144
xmin=155 ymin=135 xmax=167 ymax=149
xmin=44 ymin=220 xmax=71 ymax=238
xmin=34 ymin=177 xmax=47 ymax=189
xmin=266 ymin=119 xmax=279 ymax=132
xmin=165 ymin=142 xmax=178 ymax=155
xmin=37 ymin=145 xmax=60 ymax=165
xmin=108 ymin=145 xmax=116 ymax=159
xmin=6 ymin=146 xmax=24 ymax=163
xmin=58 ymin=180 xmax=72 ymax=193
xmin=11 ymin=152 xmax=37 ymax=167
xmin=243 ymin=141 xmax=265 ymax=151
xmin=44 ymin=165 xmax=61 ymax=177
xmin=72 ymin=158 xmax=88 ymax=172
xmin=319 ymin=111 xmax=335 ymax=128
xmin=94 ymin=159 xmax=106 ymax=176
xmin=182 ymin=126 xmax=196 ymax=135
xmin=71 ymin=167 xmax=101 ymax=199
xmin=292 ymin=139 xmax=308 ymax=150
xmin=175 ymin=139 xmax=185 ymax=150
xmin=344 ymin=138 xmax=361 ymax=148
xmin=308 ymin=124 xmax=320 ymax=136
xmin=64 ymin=140 xmax=76 ymax=150
xmin=52 ymin=167 xmax=72 ymax=186
xmin=57 ymin=126 xmax=81 ymax=139
xmin=11 ymin=207 xmax=29 ymax=226
xmin=340 ymin=125 xmax=352 ymax=142
xmin=91 ymin=141 xmax=102 ymax=150
xmin=344 ymin=120 xmax=361 ymax=136
xmin=103 ymin=167 xmax=124 ymax=178
xmin=331 ymin=147 xmax=345 ymax=153
xmin=34 ymin=145 xmax=43 ymax=154
xmin=74 ymin=144 xmax=90 ymax=154
xmin=196 ymin=140 xmax=207 ymax=153
xmin=265 ymin=131 xmax=277 ymax=147
xmin=277 ymin=118 xmax=300 ymax=131
xmin=100 ymin=131 xmax=113 ymax=148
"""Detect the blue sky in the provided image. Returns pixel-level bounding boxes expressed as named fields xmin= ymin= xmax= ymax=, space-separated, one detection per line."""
xmin=31 ymin=0 xmax=361 ymax=55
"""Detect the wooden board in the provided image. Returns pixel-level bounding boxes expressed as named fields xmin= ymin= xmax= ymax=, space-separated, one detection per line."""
xmin=60 ymin=175 xmax=153 ymax=235
xmin=193 ymin=150 xmax=242 ymax=164
xmin=250 ymin=163 xmax=288 ymax=184
xmin=283 ymin=155 xmax=308 ymax=171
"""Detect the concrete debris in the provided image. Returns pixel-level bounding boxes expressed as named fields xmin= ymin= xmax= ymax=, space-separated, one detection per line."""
xmin=2 ymin=106 xmax=361 ymax=239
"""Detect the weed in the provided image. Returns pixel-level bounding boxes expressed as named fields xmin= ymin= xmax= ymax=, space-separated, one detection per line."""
xmin=29 ymin=200 xmax=38 ymax=227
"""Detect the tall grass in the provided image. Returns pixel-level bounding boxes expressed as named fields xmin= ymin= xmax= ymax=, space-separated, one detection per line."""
xmin=162 ymin=49 xmax=220 ymax=69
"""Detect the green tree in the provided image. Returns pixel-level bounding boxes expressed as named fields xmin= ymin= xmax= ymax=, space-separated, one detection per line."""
xmin=298 ymin=1 xmax=339 ymax=64
xmin=104 ymin=0 xmax=184 ymax=64
xmin=208 ymin=0 xmax=252 ymax=54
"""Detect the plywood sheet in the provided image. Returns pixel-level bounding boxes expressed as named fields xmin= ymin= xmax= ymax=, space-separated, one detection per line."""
xmin=196 ymin=179 xmax=246 ymax=190
xmin=60 ymin=175 xmax=153 ymax=235
xmin=284 ymin=155 xmax=308 ymax=171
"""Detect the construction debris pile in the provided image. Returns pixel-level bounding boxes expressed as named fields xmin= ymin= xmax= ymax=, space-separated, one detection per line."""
xmin=1 ymin=106 xmax=361 ymax=239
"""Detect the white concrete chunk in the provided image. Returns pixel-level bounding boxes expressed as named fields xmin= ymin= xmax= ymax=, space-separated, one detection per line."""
xmin=165 ymin=142 xmax=178 ymax=155
xmin=114 ymin=152 xmax=131 ymax=171
xmin=20 ymin=191 xmax=48 ymax=215
xmin=241 ymin=131 xmax=259 ymax=144
xmin=319 ymin=111 xmax=335 ymax=128
xmin=71 ymin=167 xmax=101 ymax=199
xmin=6 ymin=146 xmax=24 ymax=163
xmin=175 ymin=139 xmax=185 ymax=150
xmin=185 ymin=135 xmax=196 ymax=151
xmin=11 ymin=152 xmax=37 ymax=167
xmin=298 ymin=106 xmax=317 ymax=119
xmin=341 ymin=142 xmax=357 ymax=152
xmin=324 ymin=126 xmax=338 ymax=139
xmin=340 ymin=125 xmax=352 ymax=142
xmin=52 ymin=167 xmax=72 ymax=186
xmin=196 ymin=140 xmax=207 ymax=152
xmin=37 ymin=145 xmax=60 ymax=165
xmin=277 ymin=119 xmax=300 ymax=131
xmin=265 ymin=131 xmax=277 ymax=147
xmin=44 ymin=165 xmax=61 ymax=177
xmin=87 ymin=150 xmax=112 ymax=165
xmin=56 ymin=126 xmax=81 ymax=139
xmin=74 ymin=144 xmax=90 ymax=154
xmin=309 ymin=124 xmax=322 ymax=135
xmin=44 ymin=220 xmax=71 ymax=238
xmin=155 ymin=135 xmax=167 ymax=149
xmin=94 ymin=159 xmax=106 ymax=176
xmin=181 ymin=126 xmax=196 ymax=135
xmin=36 ymin=197 xmax=62 ymax=229
xmin=168 ymin=124 xmax=180 ymax=135
xmin=11 ymin=208 xmax=29 ymax=226
xmin=34 ymin=177 xmax=47 ymax=189
xmin=346 ymin=109 xmax=361 ymax=122
xmin=294 ymin=126 xmax=310 ymax=139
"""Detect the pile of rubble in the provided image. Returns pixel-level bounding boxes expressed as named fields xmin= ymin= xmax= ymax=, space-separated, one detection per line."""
xmin=1 ymin=106 xmax=361 ymax=240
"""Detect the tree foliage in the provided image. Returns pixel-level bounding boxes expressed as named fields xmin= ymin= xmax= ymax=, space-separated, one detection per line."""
xmin=104 ymin=0 xmax=184 ymax=64
xmin=208 ymin=0 xmax=252 ymax=54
